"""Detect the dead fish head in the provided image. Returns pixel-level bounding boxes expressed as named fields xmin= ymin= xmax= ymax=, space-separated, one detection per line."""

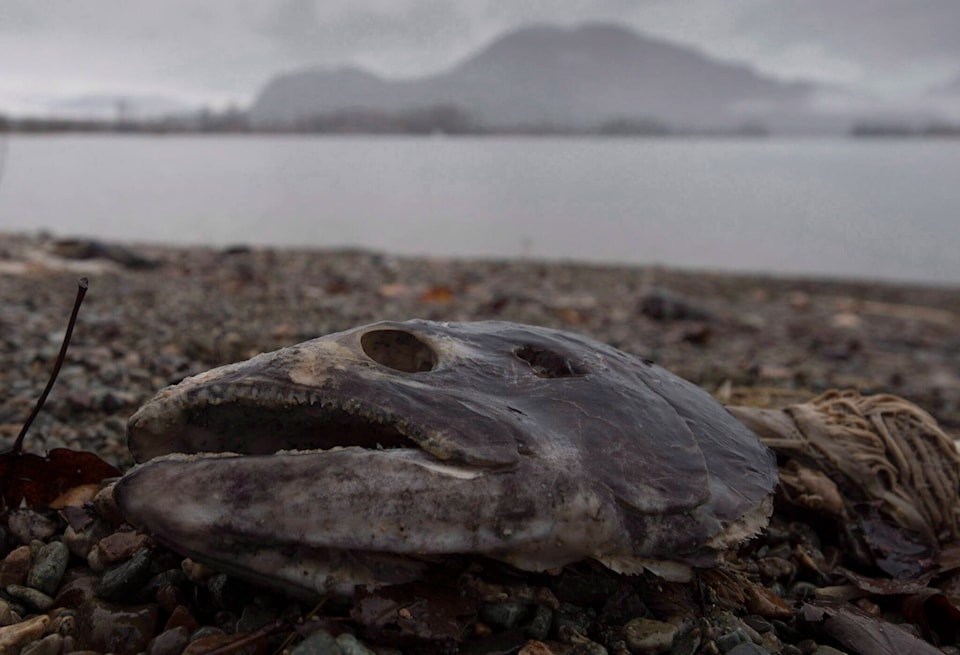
xmin=116 ymin=320 xmax=776 ymax=597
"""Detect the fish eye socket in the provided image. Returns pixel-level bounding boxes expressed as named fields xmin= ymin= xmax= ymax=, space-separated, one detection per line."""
xmin=361 ymin=329 xmax=437 ymax=373
xmin=514 ymin=345 xmax=585 ymax=378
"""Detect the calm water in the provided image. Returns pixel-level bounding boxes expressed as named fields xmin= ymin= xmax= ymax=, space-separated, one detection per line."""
xmin=1 ymin=134 xmax=959 ymax=284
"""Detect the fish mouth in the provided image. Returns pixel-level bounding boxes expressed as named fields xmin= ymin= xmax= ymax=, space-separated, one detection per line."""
xmin=126 ymin=377 xmax=495 ymax=478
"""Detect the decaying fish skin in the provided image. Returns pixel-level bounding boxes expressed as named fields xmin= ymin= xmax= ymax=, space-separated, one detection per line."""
xmin=115 ymin=320 xmax=777 ymax=598
xmin=729 ymin=389 xmax=960 ymax=548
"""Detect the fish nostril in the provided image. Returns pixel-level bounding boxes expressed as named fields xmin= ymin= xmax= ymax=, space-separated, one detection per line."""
xmin=361 ymin=329 xmax=436 ymax=373
xmin=514 ymin=345 xmax=585 ymax=378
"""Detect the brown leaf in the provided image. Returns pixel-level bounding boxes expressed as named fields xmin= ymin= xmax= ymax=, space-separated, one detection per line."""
xmin=0 ymin=448 xmax=120 ymax=510
xmin=799 ymin=601 xmax=942 ymax=655
xmin=901 ymin=589 xmax=960 ymax=645
xmin=352 ymin=582 xmax=477 ymax=649
xmin=419 ymin=285 xmax=456 ymax=304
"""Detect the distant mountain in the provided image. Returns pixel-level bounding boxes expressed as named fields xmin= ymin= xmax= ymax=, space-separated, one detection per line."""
xmin=250 ymin=23 xmax=834 ymax=133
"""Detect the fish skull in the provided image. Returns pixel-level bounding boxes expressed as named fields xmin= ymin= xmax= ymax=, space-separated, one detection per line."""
xmin=115 ymin=320 xmax=776 ymax=597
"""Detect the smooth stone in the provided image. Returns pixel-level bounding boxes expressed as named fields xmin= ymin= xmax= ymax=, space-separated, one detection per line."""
xmin=98 ymin=547 xmax=152 ymax=602
xmin=727 ymin=644 xmax=771 ymax=655
xmin=623 ymin=617 xmax=677 ymax=654
xmin=97 ymin=530 xmax=151 ymax=564
xmin=336 ymin=633 xmax=378 ymax=655
xmin=6 ymin=584 xmax=55 ymax=611
xmin=79 ymin=598 xmax=158 ymax=655
xmin=27 ymin=540 xmax=69 ymax=596
xmin=0 ymin=598 xmax=18 ymax=627
xmin=0 ymin=615 xmax=50 ymax=652
xmin=525 ymin=604 xmax=553 ymax=641
xmin=64 ymin=517 xmax=113 ymax=559
xmin=0 ymin=545 xmax=32 ymax=587
xmin=20 ymin=633 xmax=63 ymax=655
xmin=147 ymin=626 xmax=191 ymax=655
xmin=291 ymin=630 xmax=342 ymax=655
xmin=715 ymin=628 xmax=750 ymax=652
xmin=6 ymin=509 xmax=58 ymax=544
xmin=480 ymin=601 xmax=528 ymax=629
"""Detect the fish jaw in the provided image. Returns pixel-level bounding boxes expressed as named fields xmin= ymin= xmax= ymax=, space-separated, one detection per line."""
xmin=114 ymin=447 xmax=633 ymax=596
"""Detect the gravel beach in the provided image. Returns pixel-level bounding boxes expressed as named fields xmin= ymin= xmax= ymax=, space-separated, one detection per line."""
xmin=1 ymin=231 xmax=959 ymax=654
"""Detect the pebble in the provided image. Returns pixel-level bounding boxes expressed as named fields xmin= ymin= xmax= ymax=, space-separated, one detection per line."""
xmin=0 ymin=545 xmax=33 ymax=587
xmin=64 ymin=517 xmax=114 ymax=560
xmin=6 ymin=584 xmax=55 ymax=611
xmin=26 ymin=540 xmax=69 ymax=595
xmin=622 ymin=616 xmax=677 ymax=654
xmin=480 ymin=601 xmax=528 ymax=629
xmin=525 ymin=603 xmax=553 ymax=640
xmin=147 ymin=625 xmax=191 ymax=655
xmin=97 ymin=547 xmax=153 ymax=602
xmin=715 ymin=628 xmax=750 ymax=652
xmin=96 ymin=529 xmax=151 ymax=564
xmin=7 ymin=509 xmax=59 ymax=544
xmin=20 ymin=633 xmax=62 ymax=655
xmin=727 ymin=644 xmax=771 ymax=655
xmin=292 ymin=630 xmax=342 ymax=655
xmin=336 ymin=632 xmax=379 ymax=655
xmin=80 ymin=598 xmax=158 ymax=654
xmin=0 ymin=614 xmax=50 ymax=652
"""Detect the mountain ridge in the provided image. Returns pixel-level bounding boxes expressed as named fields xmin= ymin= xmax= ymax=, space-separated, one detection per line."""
xmin=249 ymin=22 xmax=832 ymax=133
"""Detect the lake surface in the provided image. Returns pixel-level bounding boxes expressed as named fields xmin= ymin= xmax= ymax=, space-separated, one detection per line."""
xmin=1 ymin=134 xmax=959 ymax=285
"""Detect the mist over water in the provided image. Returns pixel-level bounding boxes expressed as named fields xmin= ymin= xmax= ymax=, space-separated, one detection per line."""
xmin=1 ymin=134 xmax=958 ymax=285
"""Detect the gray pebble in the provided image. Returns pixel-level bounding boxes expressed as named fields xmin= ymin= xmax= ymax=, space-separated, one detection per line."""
xmin=335 ymin=633 xmax=377 ymax=655
xmin=479 ymin=601 xmax=527 ymax=629
xmin=525 ymin=604 xmax=553 ymax=641
xmin=5 ymin=583 xmax=55 ymax=612
xmin=727 ymin=644 xmax=771 ymax=655
xmin=97 ymin=547 xmax=152 ymax=602
xmin=26 ymin=540 xmax=69 ymax=596
xmin=623 ymin=616 xmax=677 ymax=654
xmin=291 ymin=630 xmax=342 ymax=655
xmin=7 ymin=509 xmax=58 ymax=544
xmin=716 ymin=628 xmax=750 ymax=652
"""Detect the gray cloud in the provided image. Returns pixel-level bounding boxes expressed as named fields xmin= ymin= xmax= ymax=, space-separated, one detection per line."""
xmin=1 ymin=0 xmax=958 ymax=112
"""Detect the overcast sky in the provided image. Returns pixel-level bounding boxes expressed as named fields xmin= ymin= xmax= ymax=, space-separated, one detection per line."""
xmin=2 ymin=0 xmax=960 ymax=114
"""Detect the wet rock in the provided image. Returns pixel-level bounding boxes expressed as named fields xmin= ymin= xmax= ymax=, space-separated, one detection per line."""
xmin=640 ymin=288 xmax=713 ymax=322
xmin=480 ymin=601 xmax=528 ymax=630
xmin=98 ymin=547 xmax=153 ymax=602
xmin=727 ymin=644 xmax=771 ymax=655
xmin=291 ymin=630 xmax=341 ymax=654
xmin=64 ymin=517 xmax=114 ymax=559
xmin=622 ymin=617 xmax=677 ymax=654
xmin=7 ymin=509 xmax=59 ymax=543
xmin=0 ymin=545 xmax=32 ymax=587
xmin=525 ymin=604 xmax=553 ymax=641
xmin=79 ymin=598 xmax=158 ymax=654
xmin=336 ymin=633 xmax=378 ymax=655
xmin=6 ymin=583 xmax=55 ymax=611
xmin=20 ymin=633 xmax=63 ymax=655
xmin=26 ymin=540 xmax=69 ymax=595
xmin=97 ymin=530 xmax=151 ymax=564
xmin=0 ymin=598 xmax=18 ymax=627
xmin=0 ymin=614 xmax=49 ymax=652
xmin=147 ymin=626 xmax=191 ymax=655
xmin=93 ymin=483 xmax=126 ymax=526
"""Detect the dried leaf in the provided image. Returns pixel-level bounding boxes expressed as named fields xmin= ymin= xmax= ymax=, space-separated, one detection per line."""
xmin=901 ymin=589 xmax=960 ymax=645
xmin=419 ymin=285 xmax=456 ymax=304
xmin=0 ymin=448 xmax=119 ymax=510
xmin=836 ymin=567 xmax=932 ymax=596
xmin=799 ymin=601 xmax=942 ymax=655
xmin=351 ymin=582 xmax=477 ymax=649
